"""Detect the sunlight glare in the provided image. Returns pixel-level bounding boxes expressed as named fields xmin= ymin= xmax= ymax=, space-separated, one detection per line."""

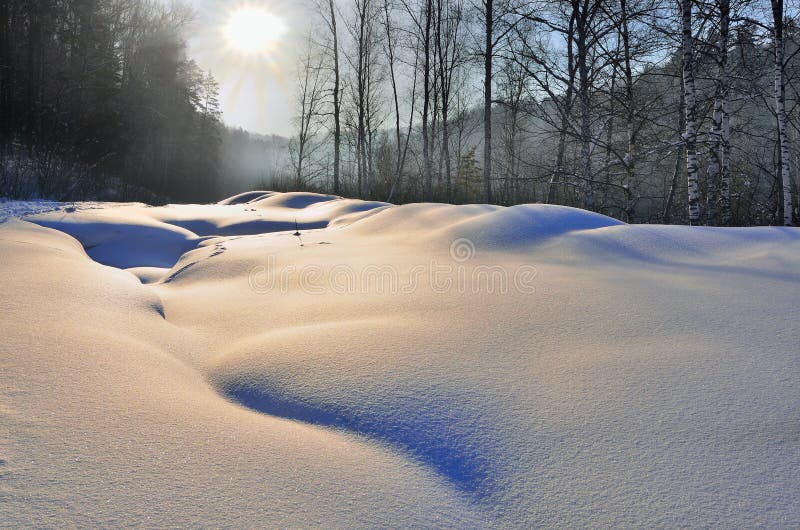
xmin=225 ymin=7 xmax=287 ymax=54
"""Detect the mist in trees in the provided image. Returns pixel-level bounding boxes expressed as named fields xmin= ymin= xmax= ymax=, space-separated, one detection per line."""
xmin=0 ymin=0 xmax=224 ymax=202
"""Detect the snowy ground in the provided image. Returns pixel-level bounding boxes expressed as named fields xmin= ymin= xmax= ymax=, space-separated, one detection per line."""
xmin=0 ymin=198 xmax=64 ymax=222
xmin=1 ymin=192 xmax=798 ymax=527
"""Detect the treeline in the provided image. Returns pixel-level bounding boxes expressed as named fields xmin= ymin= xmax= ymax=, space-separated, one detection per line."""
xmin=0 ymin=0 xmax=223 ymax=202
xmin=289 ymin=0 xmax=800 ymax=225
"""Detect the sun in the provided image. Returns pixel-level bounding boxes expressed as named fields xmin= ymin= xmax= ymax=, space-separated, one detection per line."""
xmin=224 ymin=7 xmax=288 ymax=54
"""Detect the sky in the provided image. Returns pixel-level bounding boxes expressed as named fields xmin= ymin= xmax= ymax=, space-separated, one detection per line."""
xmin=184 ymin=0 xmax=311 ymax=137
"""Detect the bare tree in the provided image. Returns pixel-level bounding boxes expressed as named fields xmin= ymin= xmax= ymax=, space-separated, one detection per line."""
xmin=399 ymin=0 xmax=434 ymax=200
xmin=573 ymin=0 xmax=608 ymax=211
xmin=483 ymin=0 xmax=494 ymax=203
xmin=291 ymin=38 xmax=328 ymax=187
xmin=383 ymin=0 xmax=417 ymax=202
xmin=344 ymin=0 xmax=385 ymax=198
xmin=496 ymin=57 xmax=527 ymax=203
xmin=423 ymin=0 xmax=434 ymax=200
xmin=327 ymin=0 xmax=343 ymax=194
xmin=435 ymin=0 xmax=466 ymax=201
xmin=618 ymin=0 xmax=638 ymax=220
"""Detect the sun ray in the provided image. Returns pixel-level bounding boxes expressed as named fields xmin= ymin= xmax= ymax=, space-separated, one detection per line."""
xmin=224 ymin=6 xmax=287 ymax=55
xmin=183 ymin=0 xmax=298 ymax=134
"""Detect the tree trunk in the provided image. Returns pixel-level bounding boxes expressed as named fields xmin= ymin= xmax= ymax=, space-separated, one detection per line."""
xmin=328 ymin=0 xmax=341 ymax=195
xmin=721 ymin=90 xmax=731 ymax=225
xmin=547 ymin=127 xmax=568 ymax=204
xmin=664 ymin=80 xmax=685 ymax=223
xmin=620 ymin=0 xmax=636 ymax=221
xmin=388 ymin=38 xmax=419 ymax=203
xmin=0 ymin=0 xmax=10 ymax=150
xmin=706 ymin=0 xmax=729 ymax=226
xmin=26 ymin=3 xmax=42 ymax=154
xmin=576 ymin=0 xmax=593 ymax=211
xmin=773 ymin=0 xmax=793 ymax=225
xmin=442 ymin=99 xmax=452 ymax=201
xmin=436 ymin=0 xmax=454 ymax=203
xmin=422 ymin=0 xmax=433 ymax=200
xmin=356 ymin=0 xmax=369 ymax=198
xmin=483 ymin=0 xmax=493 ymax=204
xmin=384 ymin=0 xmax=401 ymax=200
xmin=546 ymin=11 xmax=576 ymax=206
xmin=719 ymin=1 xmax=731 ymax=225
xmin=681 ymin=0 xmax=700 ymax=225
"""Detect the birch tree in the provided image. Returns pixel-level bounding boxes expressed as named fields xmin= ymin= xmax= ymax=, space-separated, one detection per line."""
xmin=772 ymin=0 xmax=793 ymax=226
xmin=681 ymin=0 xmax=700 ymax=225
xmin=706 ymin=0 xmax=729 ymax=226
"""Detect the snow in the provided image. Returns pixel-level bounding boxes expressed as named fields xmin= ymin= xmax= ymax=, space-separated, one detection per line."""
xmin=249 ymin=191 xmax=341 ymax=209
xmin=0 ymin=198 xmax=63 ymax=223
xmin=216 ymin=190 xmax=277 ymax=204
xmin=0 ymin=193 xmax=798 ymax=526
xmin=32 ymin=206 xmax=202 ymax=268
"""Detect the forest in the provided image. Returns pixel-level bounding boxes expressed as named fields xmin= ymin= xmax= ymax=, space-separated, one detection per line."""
xmin=1 ymin=0 xmax=799 ymax=225
xmin=289 ymin=0 xmax=800 ymax=225
xmin=0 ymin=0 xmax=231 ymax=202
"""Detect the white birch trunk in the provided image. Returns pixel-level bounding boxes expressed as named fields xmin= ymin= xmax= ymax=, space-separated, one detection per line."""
xmin=773 ymin=0 xmax=793 ymax=225
xmin=681 ymin=0 xmax=700 ymax=225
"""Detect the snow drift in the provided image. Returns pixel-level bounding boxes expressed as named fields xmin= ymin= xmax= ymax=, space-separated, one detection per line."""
xmin=1 ymin=192 xmax=798 ymax=527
